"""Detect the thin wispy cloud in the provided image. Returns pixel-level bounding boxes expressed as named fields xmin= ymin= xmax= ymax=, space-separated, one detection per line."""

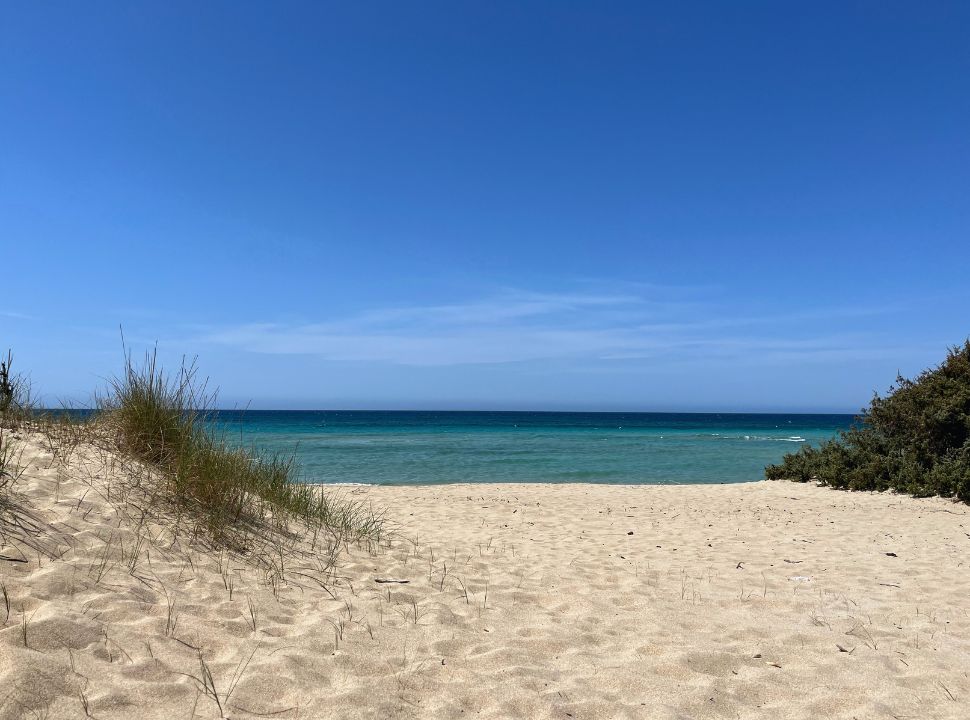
xmin=198 ymin=288 xmax=898 ymax=367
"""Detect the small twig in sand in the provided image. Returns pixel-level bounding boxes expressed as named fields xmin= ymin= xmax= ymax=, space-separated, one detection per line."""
xmin=454 ymin=576 xmax=470 ymax=604
xmin=20 ymin=605 xmax=36 ymax=648
xmin=327 ymin=618 xmax=345 ymax=649
xmin=79 ymin=686 xmax=92 ymax=718
xmin=164 ymin=593 xmax=179 ymax=637
xmin=247 ymin=596 xmax=258 ymax=631
xmin=1 ymin=582 xmax=10 ymax=624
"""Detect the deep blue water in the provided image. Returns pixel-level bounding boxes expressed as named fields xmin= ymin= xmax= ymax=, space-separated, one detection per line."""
xmin=207 ymin=411 xmax=854 ymax=485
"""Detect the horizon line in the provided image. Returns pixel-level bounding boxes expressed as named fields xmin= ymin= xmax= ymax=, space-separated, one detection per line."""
xmin=45 ymin=406 xmax=861 ymax=416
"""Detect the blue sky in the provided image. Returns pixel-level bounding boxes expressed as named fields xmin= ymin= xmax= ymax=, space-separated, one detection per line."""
xmin=2 ymin=2 xmax=968 ymax=411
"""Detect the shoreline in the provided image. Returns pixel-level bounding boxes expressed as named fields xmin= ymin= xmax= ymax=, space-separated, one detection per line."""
xmin=315 ymin=479 xmax=767 ymax=487
xmin=2 ymin=431 xmax=969 ymax=718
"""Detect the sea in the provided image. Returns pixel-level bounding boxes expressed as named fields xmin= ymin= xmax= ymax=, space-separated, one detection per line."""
xmin=209 ymin=411 xmax=854 ymax=486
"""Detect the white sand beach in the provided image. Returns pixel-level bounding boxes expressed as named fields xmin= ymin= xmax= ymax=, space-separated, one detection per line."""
xmin=1 ymin=430 xmax=969 ymax=719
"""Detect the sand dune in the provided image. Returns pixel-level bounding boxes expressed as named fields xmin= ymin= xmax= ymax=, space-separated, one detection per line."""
xmin=1 ymin=431 xmax=969 ymax=718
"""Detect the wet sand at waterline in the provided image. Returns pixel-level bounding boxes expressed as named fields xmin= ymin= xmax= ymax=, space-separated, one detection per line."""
xmin=1 ymin=431 xmax=968 ymax=719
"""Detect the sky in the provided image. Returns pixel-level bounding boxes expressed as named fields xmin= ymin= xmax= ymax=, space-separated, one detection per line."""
xmin=1 ymin=1 xmax=968 ymax=412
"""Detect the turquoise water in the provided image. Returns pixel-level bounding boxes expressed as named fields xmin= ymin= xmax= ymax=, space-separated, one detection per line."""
xmin=212 ymin=411 xmax=853 ymax=485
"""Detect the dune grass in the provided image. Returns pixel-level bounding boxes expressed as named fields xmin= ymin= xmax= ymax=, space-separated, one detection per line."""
xmin=1 ymin=346 xmax=383 ymax=550
xmin=0 ymin=428 xmax=17 ymax=494
xmin=1 ymin=350 xmax=33 ymax=498
xmin=97 ymin=350 xmax=384 ymax=544
xmin=0 ymin=350 xmax=34 ymax=427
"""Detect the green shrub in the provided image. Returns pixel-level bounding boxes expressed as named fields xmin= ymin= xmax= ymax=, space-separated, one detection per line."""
xmin=0 ymin=352 xmax=12 ymax=413
xmin=0 ymin=350 xmax=32 ymax=423
xmin=766 ymin=340 xmax=970 ymax=502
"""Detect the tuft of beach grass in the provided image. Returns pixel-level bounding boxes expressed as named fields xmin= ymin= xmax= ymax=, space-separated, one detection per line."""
xmin=94 ymin=348 xmax=385 ymax=548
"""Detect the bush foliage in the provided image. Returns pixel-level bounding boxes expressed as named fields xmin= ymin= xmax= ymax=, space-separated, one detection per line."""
xmin=766 ymin=341 xmax=970 ymax=502
xmin=0 ymin=350 xmax=32 ymax=419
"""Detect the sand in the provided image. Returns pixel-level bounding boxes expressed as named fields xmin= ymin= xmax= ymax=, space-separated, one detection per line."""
xmin=1 ymin=430 xmax=969 ymax=719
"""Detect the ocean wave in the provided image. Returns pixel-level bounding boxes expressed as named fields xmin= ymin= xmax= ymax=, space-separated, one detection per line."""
xmin=707 ymin=433 xmax=807 ymax=442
